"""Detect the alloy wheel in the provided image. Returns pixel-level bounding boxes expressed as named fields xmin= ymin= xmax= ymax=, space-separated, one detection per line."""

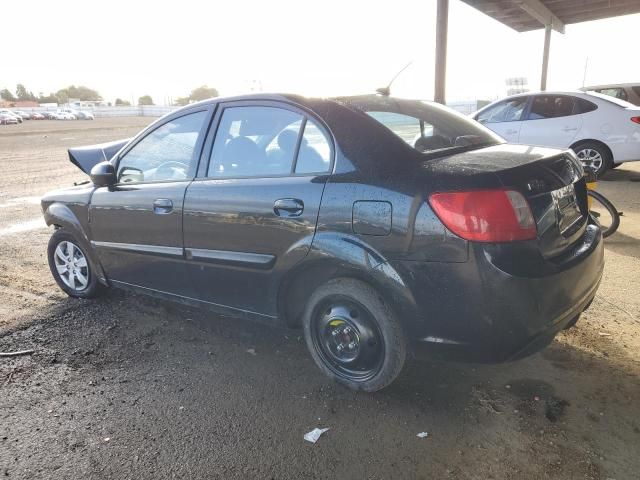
xmin=53 ymin=240 xmax=90 ymax=291
xmin=576 ymin=148 xmax=603 ymax=172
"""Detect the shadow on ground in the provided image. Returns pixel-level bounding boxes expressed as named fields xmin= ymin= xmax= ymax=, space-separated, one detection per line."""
xmin=1 ymin=290 xmax=639 ymax=479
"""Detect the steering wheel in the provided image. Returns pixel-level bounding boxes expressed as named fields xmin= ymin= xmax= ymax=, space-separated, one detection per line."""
xmin=155 ymin=160 xmax=189 ymax=179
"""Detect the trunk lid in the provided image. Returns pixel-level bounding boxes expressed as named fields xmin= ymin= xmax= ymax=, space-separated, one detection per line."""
xmin=421 ymin=144 xmax=587 ymax=258
xmin=68 ymin=138 xmax=130 ymax=174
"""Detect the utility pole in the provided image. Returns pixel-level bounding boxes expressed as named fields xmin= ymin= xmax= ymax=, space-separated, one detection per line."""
xmin=434 ymin=0 xmax=449 ymax=104
xmin=540 ymin=24 xmax=551 ymax=91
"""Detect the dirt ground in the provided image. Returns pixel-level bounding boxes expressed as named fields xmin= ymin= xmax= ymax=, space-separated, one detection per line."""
xmin=1 ymin=118 xmax=639 ymax=479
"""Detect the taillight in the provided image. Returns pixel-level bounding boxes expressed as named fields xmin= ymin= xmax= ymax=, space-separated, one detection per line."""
xmin=428 ymin=189 xmax=536 ymax=242
xmin=631 ymin=116 xmax=640 ymax=124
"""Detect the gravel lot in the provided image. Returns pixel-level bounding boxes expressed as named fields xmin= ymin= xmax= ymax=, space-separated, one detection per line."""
xmin=1 ymin=118 xmax=639 ymax=479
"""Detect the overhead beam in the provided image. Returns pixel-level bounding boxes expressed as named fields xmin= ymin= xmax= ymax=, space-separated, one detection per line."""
xmin=434 ymin=0 xmax=449 ymax=104
xmin=513 ymin=0 xmax=565 ymax=32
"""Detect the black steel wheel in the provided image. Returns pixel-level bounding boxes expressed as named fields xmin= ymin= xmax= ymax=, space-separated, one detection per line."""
xmin=303 ymin=278 xmax=406 ymax=392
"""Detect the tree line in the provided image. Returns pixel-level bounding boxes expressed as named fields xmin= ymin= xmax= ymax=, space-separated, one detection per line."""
xmin=1 ymin=84 xmax=219 ymax=107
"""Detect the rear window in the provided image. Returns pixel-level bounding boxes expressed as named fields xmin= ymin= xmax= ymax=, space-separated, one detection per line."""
xmin=338 ymin=96 xmax=502 ymax=154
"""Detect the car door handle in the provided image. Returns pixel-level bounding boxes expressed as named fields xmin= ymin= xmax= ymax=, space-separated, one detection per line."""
xmin=274 ymin=198 xmax=304 ymax=217
xmin=562 ymin=127 xmax=578 ymax=132
xmin=153 ymin=198 xmax=173 ymax=214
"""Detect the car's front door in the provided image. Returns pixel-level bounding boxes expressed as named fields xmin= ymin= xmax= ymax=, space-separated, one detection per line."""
xmin=518 ymin=95 xmax=582 ymax=148
xmin=476 ymin=96 xmax=528 ymax=143
xmin=182 ymin=102 xmax=333 ymax=316
xmin=89 ymin=108 xmax=211 ymax=295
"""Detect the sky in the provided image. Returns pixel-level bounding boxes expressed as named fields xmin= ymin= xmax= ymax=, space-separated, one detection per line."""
xmin=1 ymin=0 xmax=639 ymax=105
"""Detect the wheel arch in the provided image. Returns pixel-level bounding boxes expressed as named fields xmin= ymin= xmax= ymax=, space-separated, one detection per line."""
xmin=277 ymin=234 xmax=419 ymax=333
xmin=43 ymin=202 xmax=108 ymax=284
xmin=570 ymin=139 xmax=614 ymax=163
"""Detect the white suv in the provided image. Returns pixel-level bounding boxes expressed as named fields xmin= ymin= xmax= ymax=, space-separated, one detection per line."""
xmin=473 ymin=91 xmax=640 ymax=176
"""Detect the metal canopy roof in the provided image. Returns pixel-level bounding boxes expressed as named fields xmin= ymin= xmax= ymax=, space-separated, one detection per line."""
xmin=460 ymin=0 xmax=640 ymax=34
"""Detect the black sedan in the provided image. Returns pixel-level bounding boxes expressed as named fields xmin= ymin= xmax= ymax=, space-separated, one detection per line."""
xmin=41 ymin=94 xmax=604 ymax=391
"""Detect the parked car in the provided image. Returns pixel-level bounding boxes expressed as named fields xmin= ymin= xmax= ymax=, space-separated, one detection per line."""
xmin=75 ymin=111 xmax=95 ymax=120
xmin=581 ymin=83 xmax=640 ymax=106
xmin=56 ymin=110 xmax=76 ymax=120
xmin=30 ymin=112 xmax=46 ymax=120
xmin=13 ymin=110 xmax=31 ymax=120
xmin=0 ymin=109 xmax=23 ymax=123
xmin=472 ymin=91 xmax=640 ymax=176
xmin=41 ymin=94 xmax=604 ymax=391
xmin=0 ymin=113 xmax=19 ymax=125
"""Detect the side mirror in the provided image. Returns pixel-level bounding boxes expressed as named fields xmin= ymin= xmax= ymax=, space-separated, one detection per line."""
xmin=90 ymin=161 xmax=116 ymax=187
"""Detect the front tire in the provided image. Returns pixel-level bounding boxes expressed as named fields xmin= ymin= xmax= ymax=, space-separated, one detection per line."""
xmin=303 ymin=278 xmax=406 ymax=392
xmin=572 ymin=141 xmax=612 ymax=177
xmin=48 ymin=230 xmax=101 ymax=298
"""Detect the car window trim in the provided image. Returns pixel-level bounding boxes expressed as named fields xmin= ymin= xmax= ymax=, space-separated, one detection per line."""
xmin=112 ymin=106 xmax=214 ymax=187
xmin=198 ymin=99 xmax=335 ymax=180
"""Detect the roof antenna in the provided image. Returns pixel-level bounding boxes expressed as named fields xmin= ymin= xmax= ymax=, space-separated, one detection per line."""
xmin=376 ymin=61 xmax=413 ymax=97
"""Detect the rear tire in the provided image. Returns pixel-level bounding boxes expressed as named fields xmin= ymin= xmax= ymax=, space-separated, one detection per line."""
xmin=303 ymin=278 xmax=406 ymax=392
xmin=48 ymin=230 xmax=101 ymax=298
xmin=572 ymin=141 xmax=612 ymax=177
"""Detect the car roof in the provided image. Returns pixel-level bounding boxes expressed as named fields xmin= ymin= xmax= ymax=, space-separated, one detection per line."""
xmin=581 ymin=83 xmax=640 ymax=90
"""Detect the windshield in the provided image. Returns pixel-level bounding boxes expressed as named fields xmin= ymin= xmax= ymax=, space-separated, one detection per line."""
xmin=337 ymin=96 xmax=503 ymax=155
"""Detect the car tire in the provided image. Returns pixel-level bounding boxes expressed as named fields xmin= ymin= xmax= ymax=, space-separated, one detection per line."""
xmin=303 ymin=278 xmax=406 ymax=392
xmin=47 ymin=230 xmax=101 ymax=298
xmin=572 ymin=141 xmax=612 ymax=178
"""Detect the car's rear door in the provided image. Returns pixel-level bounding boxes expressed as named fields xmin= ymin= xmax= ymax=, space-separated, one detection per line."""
xmin=182 ymin=100 xmax=333 ymax=316
xmin=475 ymin=96 xmax=528 ymax=143
xmin=89 ymin=107 xmax=212 ymax=295
xmin=518 ymin=94 xmax=582 ymax=148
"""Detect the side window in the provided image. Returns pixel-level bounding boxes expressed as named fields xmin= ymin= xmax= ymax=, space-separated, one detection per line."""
xmin=208 ymin=106 xmax=303 ymax=177
xmin=117 ymin=111 xmax=207 ymax=183
xmin=295 ymin=119 xmax=332 ymax=174
xmin=477 ymin=97 xmax=527 ymax=124
xmin=527 ymin=96 xmax=574 ymax=120
xmin=575 ymin=98 xmax=598 ymax=114
xmin=596 ymin=88 xmax=628 ymax=101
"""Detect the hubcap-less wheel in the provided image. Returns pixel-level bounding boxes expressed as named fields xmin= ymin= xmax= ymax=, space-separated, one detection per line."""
xmin=53 ymin=240 xmax=89 ymax=291
xmin=576 ymin=148 xmax=603 ymax=172
xmin=311 ymin=299 xmax=384 ymax=382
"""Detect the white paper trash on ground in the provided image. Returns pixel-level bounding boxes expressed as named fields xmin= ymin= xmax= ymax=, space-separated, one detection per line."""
xmin=304 ymin=427 xmax=330 ymax=444
xmin=416 ymin=432 xmax=429 ymax=438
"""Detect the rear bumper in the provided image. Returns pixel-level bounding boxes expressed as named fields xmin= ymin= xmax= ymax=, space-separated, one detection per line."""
xmin=393 ymin=222 xmax=604 ymax=363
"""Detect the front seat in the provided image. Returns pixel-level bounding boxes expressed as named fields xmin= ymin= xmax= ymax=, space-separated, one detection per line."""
xmin=219 ymin=136 xmax=263 ymax=176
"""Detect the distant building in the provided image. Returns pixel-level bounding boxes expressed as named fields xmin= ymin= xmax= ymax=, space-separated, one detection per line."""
xmin=0 ymin=100 xmax=42 ymax=108
xmin=14 ymin=100 xmax=39 ymax=108
xmin=67 ymin=98 xmax=107 ymax=108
